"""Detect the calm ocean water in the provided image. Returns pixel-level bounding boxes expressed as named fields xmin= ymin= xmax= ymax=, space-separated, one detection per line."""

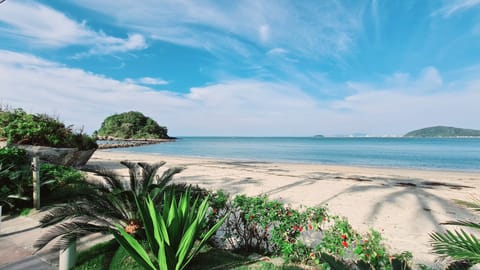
xmin=109 ymin=137 xmax=480 ymax=172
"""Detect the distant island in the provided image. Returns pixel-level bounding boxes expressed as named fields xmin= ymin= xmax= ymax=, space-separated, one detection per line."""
xmin=313 ymin=135 xmax=325 ymax=138
xmin=404 ymin=126 xmax=480 ymax=138
xmin=95 ymin=111 xmax=172 ymax=140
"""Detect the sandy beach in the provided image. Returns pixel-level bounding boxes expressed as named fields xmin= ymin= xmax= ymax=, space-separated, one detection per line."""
xmin=88 ymin=150 xmax=480 ymax=266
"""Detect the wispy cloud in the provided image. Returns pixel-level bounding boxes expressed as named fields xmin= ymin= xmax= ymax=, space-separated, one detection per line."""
xmin=125 ymin=77 xmax=169 ymax=86
xmin=435 ymin=0 xmax=480 ymax=17
xmin=0 ymin=1 xmax=146 ymax=55
xmin=71 ymin=0 xmax=365 ymax=59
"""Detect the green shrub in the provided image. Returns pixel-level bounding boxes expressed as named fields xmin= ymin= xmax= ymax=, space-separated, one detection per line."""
xmin=0 ymin=108 xmax=97 ymax=150
xmin=211 ymin=194 xmax=412 ymax=269
xmin=0 ymin=147 xmax=31 ymax=211
xmin=0 ymin=146 xmax=89 ymax=212
xmin=39 ymin=163 xmax=87 ymax=204
xmin=213 ymin=194 xmax=327 ymax=256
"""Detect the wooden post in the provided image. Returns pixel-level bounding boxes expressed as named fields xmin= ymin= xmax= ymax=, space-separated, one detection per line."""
xmin=32 ymin=157 xmax=40 ymax=210
xmin=59 ymin=240 xmax=76 ymax=270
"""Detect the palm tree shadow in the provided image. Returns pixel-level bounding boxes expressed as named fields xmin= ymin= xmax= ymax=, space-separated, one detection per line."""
xmin=262 ymin=178 xmax=320 ymax=197
xmin=324 ymin=179 xmax=475 ymax=231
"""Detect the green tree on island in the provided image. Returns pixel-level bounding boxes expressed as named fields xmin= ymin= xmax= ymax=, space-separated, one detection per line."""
xmin=95 ymin=111 xmax=170 ymax=139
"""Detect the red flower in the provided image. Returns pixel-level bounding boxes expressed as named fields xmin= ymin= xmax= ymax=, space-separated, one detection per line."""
xmin=308 ymin=224 xmax=313 ymax=230
xmin=293 ymin=225 xmax=298 ymax=231
xmin=299 ymin=226 xmax=303 ymax=232
xmin=341 ymin=234 xmax=347 ymax=240
xmin=342 ymin=241 xmax=348 ymax=248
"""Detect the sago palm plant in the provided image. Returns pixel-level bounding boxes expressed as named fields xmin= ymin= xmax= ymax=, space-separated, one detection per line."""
xmin=430 ymin=198 xmax=480 ymax=264
xmin=35 ymin=161 xmax=183 ymax=251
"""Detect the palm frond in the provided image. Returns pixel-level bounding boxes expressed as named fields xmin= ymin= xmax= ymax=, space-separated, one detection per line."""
xmin=36 ymin=160 xmax=183 ymax=254
xmin=430 ymin=229 xmax=480 ymax=264
xmin=84 ymin=166 xmax=125 ymax=191
xmin=35 ymin=221 xmax=110 ymax=251
xmin=137 ymin=161 xmax=166 ymax=188
xmin=443 ymin=220 xmax=480 ymax=231
xmin=454 ymin=199 xmax=480 ymax=213
xmin=149 ymin=167 xmax=184 ymax=200
xmin=120 ymin=160 xmax=139 ymax=193
xmin=157 ymin=167 xmax=184 ymax=185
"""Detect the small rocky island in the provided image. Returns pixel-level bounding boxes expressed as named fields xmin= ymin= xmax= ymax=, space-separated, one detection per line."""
xmin=95 ymin=111 xmax=175 ymax=149
xmin=404 ymin=126 xmax=480 ymax=138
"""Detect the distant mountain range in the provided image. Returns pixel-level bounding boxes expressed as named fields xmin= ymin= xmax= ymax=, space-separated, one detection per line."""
xmin=404 ymin=126 xmax=480 ymax=138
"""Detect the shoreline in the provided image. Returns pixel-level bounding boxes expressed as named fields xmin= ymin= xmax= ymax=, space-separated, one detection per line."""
xmin=88 ymin=150 xmax=480 ymax=266
xmin=105 ymin=148 xmax=480 ymax=174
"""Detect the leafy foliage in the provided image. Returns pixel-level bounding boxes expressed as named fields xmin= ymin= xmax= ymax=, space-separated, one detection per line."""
xmin=0 ymin=146 xmax=88 ymax=212
xmin=39 ymin=163 xmax=88 ymax=204
xmin=35 ymin=161 xmax=183 ymax=251
xmin=0 ymin=147 xmax=31 ymax=210
xmin=113 ymin=191 xmax=228 ymax=270
xmin=96 ymin=111 xmax=169 ymax=139
xmin=0 ymin=108 xmax=97 ymax=149
xmin=430 ymin=198 xmax=480 ymax=265
xmin=211 ymin=194 xmax=327 ymax=255
xmin=210 ymin=194 xmax=412 ymax=269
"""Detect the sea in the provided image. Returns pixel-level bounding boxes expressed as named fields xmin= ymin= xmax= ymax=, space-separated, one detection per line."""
xmin=108 ymin=137 xmax=480 ymax=172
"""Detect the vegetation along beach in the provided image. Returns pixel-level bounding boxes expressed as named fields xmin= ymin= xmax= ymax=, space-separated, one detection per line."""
xmin=1 ymin=1 xmax=480 ymax=269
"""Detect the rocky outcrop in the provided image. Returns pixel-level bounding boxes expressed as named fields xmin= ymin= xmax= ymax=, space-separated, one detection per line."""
xmin=14 ymin=145 xmax=96 ymax=167
xmin=97 ymin=138 xmax=176 ymax=149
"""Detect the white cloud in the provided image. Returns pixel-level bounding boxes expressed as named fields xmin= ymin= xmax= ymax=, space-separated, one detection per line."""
xmin=435 ymin=0 xmax=480 ymax=17
xmin=267 ymin=48 xmax=288 ymax=56
xmin=1 ymin=50 xmax=478 ymax=136
xmin=0 ymin=50 xmax=320 ymax=136
xmin=347 ymin=67 xmax=443 ymax=94
xmin=125 ymin=77 xmax=169 ymax=86
xmin=259 ymin=24 xmax=270 ymax=43
xmin=0 ymin=1 xmax=146 ymax=54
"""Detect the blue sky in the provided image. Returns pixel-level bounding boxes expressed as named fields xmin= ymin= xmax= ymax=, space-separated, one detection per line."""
xmin=0 ymin=0 xmax=479 ymax=136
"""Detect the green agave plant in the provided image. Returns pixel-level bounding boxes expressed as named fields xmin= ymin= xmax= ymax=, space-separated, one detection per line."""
xmin=430 ymin=198 xmax=480 ymax=265
xmin=113 ymin=190 xmax=228 ymax=270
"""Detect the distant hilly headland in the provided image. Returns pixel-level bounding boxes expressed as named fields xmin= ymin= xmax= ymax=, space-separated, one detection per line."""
xmin=404 ymin=126 xmax=480 ymax=138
